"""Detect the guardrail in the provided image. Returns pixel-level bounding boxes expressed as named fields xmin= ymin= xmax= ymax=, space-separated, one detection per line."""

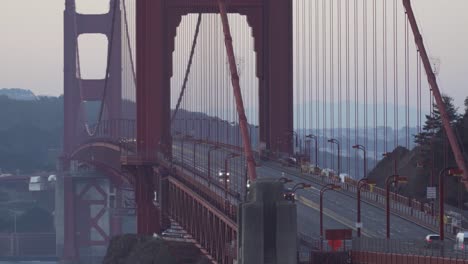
xmin=265 ymin=159 xmax=452 ymax=235
xmin=351 ymin=237 xmax=468 ymax=262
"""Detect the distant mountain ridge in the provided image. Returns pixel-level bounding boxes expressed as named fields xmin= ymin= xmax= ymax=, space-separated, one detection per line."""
xmin=0 ymin=88 xmax=37 ymax=101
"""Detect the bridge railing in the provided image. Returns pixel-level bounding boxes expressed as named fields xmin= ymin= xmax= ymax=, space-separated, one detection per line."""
xmin=351 ymin=237 xmax=468 ymax=261
xmin=76 ymin=119 xmax=136 ymax=149
xmin=267 ymin=157 xmax=449 ymax=233
xmin=0 ymin=233 xmax=56 ymax=258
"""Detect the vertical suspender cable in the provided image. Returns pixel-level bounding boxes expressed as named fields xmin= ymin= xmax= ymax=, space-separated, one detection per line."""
xmin=216 ymin=0 xmax=257 ymax=181
xmin=393 ymin=0 xmax=398 ymax=149
xmin=316 ymin=0 xmax=320 ymax=167
xmin=373 ymin=0 xmax=377 ymax=168
xmin=354 ymin=0 xmax=358 ymax=177
xmin=346 ymin=0 xmax=350 ymax=174
xmin=383 ymin=0 xmax=388 ymax=153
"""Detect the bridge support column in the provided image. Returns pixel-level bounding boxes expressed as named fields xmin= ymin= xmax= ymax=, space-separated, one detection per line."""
xmin=134 ymin=165 xmax=160 ymax=235
xmin=258 ymin=0 xmax=294 ymax=154
xmin=238 ymin=179 xmax=297 ymax=264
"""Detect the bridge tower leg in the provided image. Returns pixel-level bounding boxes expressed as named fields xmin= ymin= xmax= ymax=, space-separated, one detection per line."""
xmin=257 ymin=0 xmax=294 ymax=155
xmin=135 ymin=0 xmax=294 ymax=159
xmin=238 ymin=179 xmax=297 ymax=264
xmin=62 ymin=0 xmax=122 ymax=262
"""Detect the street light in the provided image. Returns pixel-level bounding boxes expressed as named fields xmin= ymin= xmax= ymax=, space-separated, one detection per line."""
xmin=385 ymin=175 xmax=408 ymax=239
xmin=416 ymin=160 xmax=435 ymax=216
xmin=438 ymin=167 xmax=463 ymax=240
xmin=285 ymin=130 xmax=299 ymax=152
xmin=356 ymin=178 xmax=375 ymax=237
xmin=207 ymin=145 xmax=220 ymax=187
xmin=352 ymin=145 xmax=367 ymax=179
xmin=284 ymin=182 xmax=312 ymax=202
xmin=320 ymin=184 xmax=341 ymax=249
xmin=292 ymin=182 xmax=312 ymax=192
xmin=306 ymin=134 xmax=319 ymax=169
xmin=328 ymin=139 xmax=341 ymax=177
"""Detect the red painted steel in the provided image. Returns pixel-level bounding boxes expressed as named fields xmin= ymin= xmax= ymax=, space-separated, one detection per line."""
xmin=136 ymin=0 xmax=169 ymax=162
xmin=136 ymin=0 xmax=294 ymax=157
xmin=403 ymin=0 xmax=468 ymax=188
xmin=134 ymin=166 xmax=160 ymax=235
xmin=167 ymin=177 xmax=237 ymax=264
xmin=351 ymin=251 xmax=468 ymax=264
xmin=217 ymin=0 xmax=257 ymax=181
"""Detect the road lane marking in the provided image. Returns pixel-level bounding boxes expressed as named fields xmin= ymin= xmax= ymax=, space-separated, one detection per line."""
xmin=297 ymin=195 xmax=378 ymax=238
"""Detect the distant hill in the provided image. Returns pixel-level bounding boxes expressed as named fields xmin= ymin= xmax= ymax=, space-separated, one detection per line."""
xmin=0 ymin=88 xmax=37 ymax=101
xmin=0 ymin=95 xmax=63 ymax=173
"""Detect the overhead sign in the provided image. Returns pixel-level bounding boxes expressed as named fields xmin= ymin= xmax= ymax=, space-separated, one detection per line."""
xmin=427 ymin=187 xmax=436 ymax=199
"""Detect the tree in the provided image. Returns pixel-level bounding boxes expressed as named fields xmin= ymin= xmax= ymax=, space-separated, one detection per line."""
xmin=414 ymin=95 xmax=460 ymax=147
xmin=464 ymin=96 xmax=468 ymax=115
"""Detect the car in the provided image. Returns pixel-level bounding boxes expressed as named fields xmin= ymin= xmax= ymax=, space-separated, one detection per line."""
xmin=321 ymin=168 xmax=336 ymax=177
xmin=283 ymin=187 xmax=295 ymax=202
xmin=424 ymin=234 xmax=441 ymax=249
xmin=218 ymin=169 xmax=230 ymax=184
xmin=455 ymin=232 xmax=468 ymax=250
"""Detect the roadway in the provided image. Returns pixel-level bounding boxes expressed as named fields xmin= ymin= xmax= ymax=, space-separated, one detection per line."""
xmin=171 ymin=140 xmax=433 ymax=240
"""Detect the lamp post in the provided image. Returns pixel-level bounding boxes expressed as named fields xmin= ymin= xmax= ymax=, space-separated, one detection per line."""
xmin=306 ymin=134 xmax=318 ymax=168
xmin=416 ymin=160 xmax=435 ymax=216
xmin=285 ymin=130 xmax=299 ymax=153
xmin=320 ymin=184 xmax=341 ymax=249
xmin=207 ymin=145 xmax=220 ymax=187
xmin=438 ymin=167 xmax=463 ymax=240
xmin=284 ymin=182 xmax=312 ymax=202
xmin=293 ymin=182 xmax=312 ymax=192
xmin=356 ymin=178 xmax=375 ymax=237
xmin=328 ymin=139 xmax=341 ymax=177
xmin=386 ymin=175 xmax=408 ymax=238
xmin=353 ymin=145 xmax=367 ymax=179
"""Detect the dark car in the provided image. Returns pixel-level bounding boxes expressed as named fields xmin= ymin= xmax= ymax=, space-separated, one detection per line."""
xmin=283 ymin=187 xmax=295 ymax=202
xmin=424 ymin=234 xmax=441 ymax=249
xmin=280 ymin=157 xmax=297 ymax=167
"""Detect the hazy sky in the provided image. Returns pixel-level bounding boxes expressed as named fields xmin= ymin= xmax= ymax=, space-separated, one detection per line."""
xmin=1 ymin=0 xmax=468 ymax=108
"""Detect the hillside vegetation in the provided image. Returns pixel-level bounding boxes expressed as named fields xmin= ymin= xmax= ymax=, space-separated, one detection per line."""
xmin=0 ymin=95 xmax=63 ymax=173
xmin=369 ymin=95 xmax=468 ymax=208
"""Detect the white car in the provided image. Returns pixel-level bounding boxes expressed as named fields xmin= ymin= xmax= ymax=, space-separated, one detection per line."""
xmin=455 ymin=232 xmax=468 ymax=250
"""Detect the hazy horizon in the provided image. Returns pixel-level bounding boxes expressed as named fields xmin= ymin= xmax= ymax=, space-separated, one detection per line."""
xmin=2 ymin=0 xmax=468 ymax=109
